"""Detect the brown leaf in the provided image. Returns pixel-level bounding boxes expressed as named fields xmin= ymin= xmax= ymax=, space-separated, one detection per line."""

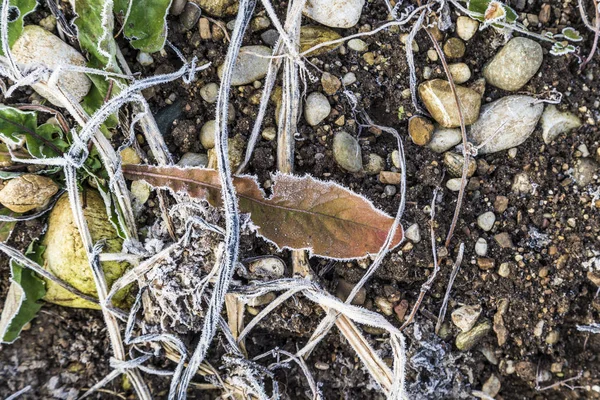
xmin=122 ymin=165 xmax=403 ymax=259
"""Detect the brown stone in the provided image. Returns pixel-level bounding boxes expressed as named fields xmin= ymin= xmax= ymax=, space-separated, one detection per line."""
xmin=443 ymin=37 xmax=466 ymax=58
xmin=477 ymin=257 xmax=495 ymax=270
xmin=443 ymin=152 xmax=477 ymax=178
xmin=321 ymin=72 xmax=341 ymax=95
xmin=539 ymin=3 xmax=551 ymax=24
xmin=408 ymin=116 xmax=434 ymax=146
xmin=379 ymin=171 xmax=402 ymax=185
xmin=418 ymin=79 xmax=481 ymax=128
xmin=494 ymin=195 xmax=509 ymax=213
xmin=198 ymin=18 xmax=211 ymax=39
xmin=588 ymin=271 xmax=600 ymax=287
xmin=494 ymin=232 xmax=514 ymax=248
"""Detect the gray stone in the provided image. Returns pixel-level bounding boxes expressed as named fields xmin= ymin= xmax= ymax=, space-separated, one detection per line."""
xmin=348 ymin=38 xmax=368 ymax=52
xmin=200 ymin=120 xmax=216 ymax=149
xmin=427 ymin=128 xmax=462 ymax=153
xmin=342 ymin=72 xmax=357 ymax=85
xmin=333 ymin=131 xmax=363 ymax=172
xmin=200 ymin=83 xmax=219 ymax=103
xmin=475 ymin=238 xmax=488 ymax=256
xmin=364 ymin=153 xmax=385 ymax=175
xmin=304 ymin=0 xmax=365 ymax=28
xmin=446 ymin=178 xmax=462 ymax=191
xmin=482 ymin=374 xmax=501 ymax=397
xmin=419 ymin=79 xmax=481 ymax=128
xmin=170 ymin=0 xmax=187 ymax=15
xmin=177 ymin=152 xmax=208 ymax=167
xmin=541 ymin=105 xmax=582 ymax=144
xmin=248 ymin=257 xmax=285 ymax=279
xmin=512 ymin=172 xmax=532 ymax=194
xmin=573 ymin=158 xmax=598 ymax=186
xmin=384 ymin=185 xmax=397 ymax=196
xmin=468 ymin=95 xmax=544 ymax=154
xmin=477 ymin=211 xmax=496 ymax=232
xmin=498 ymin=262 xmax=511 ymax=277
xmin=136 ymin=52 xmax=154 ymax=66
xmin=180 ymin=2 xmax=201 ymax=31
xmin=405 ymin=223 xmax=421 ymax=243
xmin=217 ymin=45 xmax=272 ymax=86
xmin=261 ymin=29 xmax=279 ymax=46
xmin=304 ymin=92 xmax=331 ymax=126
xmin=452 ymin=304 xmax=482 ymax=332
xmin=456 ymin=16 xmax=479 ymax=41
xmin=483 ymin=37 xmax=543 ymax=91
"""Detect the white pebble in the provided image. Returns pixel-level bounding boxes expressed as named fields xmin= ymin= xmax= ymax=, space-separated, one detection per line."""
xmin=405 ymin=223 xmax=421 ymax=243
xmin=477 ymin=211 xmax=496 ymax=232
xmin=475 ymin=238 xmax=488 ymax=256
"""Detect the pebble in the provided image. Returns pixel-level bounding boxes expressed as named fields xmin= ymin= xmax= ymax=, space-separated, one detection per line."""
xmin=482 ymin=374 xmax=501 ymax=398
xmin=405 ymin=223 xmax=421 ymax=243
xmin=475 ymin=238 xmax=488 ymax=256
xmin=180 ymin=2 xmax=201 ymax=31
xmin=512 ymin=172 xmax=532 ymax=194
xmin=587 ymin=271 xmax=600 ymax=287
xmin=456 ymin=320 xmax=491 ymax=351
xmin=136 ymin=52 xmax=154 ymax=66
xmin=498 ymin=262 xmax=511 ymax=277
xmin=494 ymin=232 xmax=513 ymax=249
xmin=448 ymin=63 xmax=471 ymax=84
xmin=419 ymin=79 xmax=481 ymax=128
xmin=120 ymin=147 xmax=141 ymax=165
xmin=248 ymin=257 xmax=285 ymax=279
xmin=348 ymin=38 xmax=368 ymax=52
xmin=468 ymin=95 xmax=544 ymax=154
xmin=177 ymin=152 xmax=208 ymax=167
xmin=0 ymin=174 xmax=59 ymax=213
xmin=541 ymin=105 xmax=582 ymax=144
xmin=427 ymin=128 xmax=462 ymax=153
xmin=11 ymin=25 xmax=91 ymax=107
xmin=494 ymin=196 xmax=508 ymax=213
xmin=443 ymin=37 xmax=466 ymax=58
xmin=408 ymin=116 xmax=434 ymax=146
xmin=336 ymin=279 xmax=366 ymax=305
xmin=443 ymin=152 xmax=477 ymax=177
xmin=247 ymin=292 xmax=276 ymax=307
xmin=342 ymin=72 xmax=357 ymax=85
xmin=446 ymin=178 xmax=462 ymax=191
xmin=573 ymin=158 xmax=598 ymax=186
xmin=170 ymin=0 xmax=186 ymax=15
xmin=456 ymin=16 xmax=479 ymax=41
xmin=477 ymin=211 xmax=496 ymax=231
xmin=251 ymin=16 xmax=270 ymax=31
xmin=364 ymin=153 xmax=385 ymax=175
xmin=200 ymin=83 xmax=219 ymax=103
xmin=261 ymin=127 xmax=276 ymax=141
xmin=391 ymin=150 xmax=401 ymax=169
xmin=300 ymin=25 xmax=342 ymax=56
xmin=333 ymin=131 xmax=363 ymax=172
xmin=427 ymin=49 xmax=438 ymax=61
xmin=192 ymin=0 xmax=237 ymax=17
xmin=400 ymin=34 xmax=419 ymax=52
xmin=261 ymin=29 xmax=279 ymax=46
xmin=217 ymin=45 xmax=271 ymax=86
xmin=515 ymin=361 xmax=536 ymax=381
xmin=39 ymin=15 xmax=57 ymax=31
xmin=199 ymin=17 xmax=211 ymax=39
xmin=483 ymin=37 xmax=543 ymax=91
xmin=200 ymin=120 xmax=216 ymax=149
xmin=384 ymin=185 xmax=397 ymax=196
xmin=314 ymin=361 xmax=330 ymax=370
xmin=304 ymin=92 xmax=331 ymax=126
xmin=452 ymin=304 xmax=482 ymax=332
xmin=303 ymin=0 xmax=365 ymax=28
xmin=477 ymin=257 xmax=495 ymax=270
xmin=131 ymin=181 xmax=151 ymax=204
xmin=321 ymin=72 xmax=341 ymax=95
xmin=375 ymin=297 xmax=394 ymax=316
xmin=379 ymin=171 xmax=401 ymax=185
xmin=534 ymin=320 xmax=545 ymax=337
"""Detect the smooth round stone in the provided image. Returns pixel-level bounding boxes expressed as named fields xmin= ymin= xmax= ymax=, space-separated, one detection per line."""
xmin=179 ymin=2 xmax=201 ymax=31
xmin=177 ymin=152 xmax=208 ymax=167
xmin=419 ymin=79 xmax=481 ymax=128
xmin=384 ymin=185 xmax=397 ymax=196
xmin=498 ymin=262 xmax=511 ymax=277
xmin=342 ymin=72 xmax=357 ymax=85
xmin=444 ymin=152 xmax=476 ymax=177
xmin=443 ymin=37 xmax=466 ymax=58
xmin=11 ymin=25 xmax=91 ymax=107
xmin=131 ymin=180 xmax=151 ymax=204
xmin=541 ymin=105 xmax=582 ymax=144
xmin=217 ymin=45 xmax=271 ymax=86
xmin=200 ymin=120 xmax=216 ymax=149
xmin=303 ymin=0 xmax=365 ymax=28
xmin=300 ymin=25 xmax=342 ymax=56
xmin=573 ymin=158 xmax=599 ymax=186
xmin=348 ymin=38 xmax=368 ymax=52
xmin=483 ymin=37 xmax=543 ymax=91
xmin=477 ymin=211 xmax=496 ymax=232
xmin=364 ymin=153 xmax=385 ymax=175
xmin=405 ymin=223 xmax=421 ymax=243
xmin=427 ymin=128 xmax=462 ymax=153
xmin=261 ymin=29 xmax=279 ymax=46
xmin=191 ymin=0 xmax=237 ymax=17
xmin=170 ymin=0 xmax=187 ymax=15
xmin=427 ymin=48 xmax=438 ymax=61
xmin=482 ymin=374 xmax=501 ymax=398
xmin=136 ymin=52 xmax=154 ymax=66
xmin=456 ymin=16 xmax=479 ymax=41
xmin=468 ymin=95 xmax=543 ymax=154
xmin=262 ymin=127 xmax=276 ymax=141
xmin=448 ymin=63 xmax=471 ymax=84
xmin=200 ymin=82 xmax=219 ymax=103
xmin=446 ymin=178 xmax=462 ymax=191
xmin=333 ymin=131 xmax=363 ymax=172
xmin=304 ymin=92 xmax=331 ymax=126
xmin=475 ymin=238 xmax=488 ymax=256
xmin=408 ymin=116 xmax=434 ymax=146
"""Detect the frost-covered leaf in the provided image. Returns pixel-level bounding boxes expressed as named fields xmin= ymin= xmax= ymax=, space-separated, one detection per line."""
xmin=122 ymin=165 xmax=404 ymax=259
xmin=73 ymin=0 xmax=118 ymax=69
xmin=468 ymin=0 xmax=517 ymax=24
xmin=562 ymin=27 xmax=583 ymax=42
xmin=114 ymin=0 xmax=171 ymax=53
xmin=0 ymin=0 xmax=37 ymax=56
xmin=550 ymin=42 xmax=576 ymax=56
xmin=0 ymin=243 xmax=46 ymax=343
xmin=0 ymin=209 xmax=17 ymax=242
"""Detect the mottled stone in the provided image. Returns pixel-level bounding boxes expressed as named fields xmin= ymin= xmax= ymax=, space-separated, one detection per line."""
xmin=333 ymin=131 xmax=362 ymax=172
xmin=483 ymin=37 xmax=543 ymax=91
xmin=419 ymin=79 xmax=481 ymax=128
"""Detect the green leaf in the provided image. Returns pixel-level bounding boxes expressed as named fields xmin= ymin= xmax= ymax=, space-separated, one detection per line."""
xmin=550 ymin=42 xmax=576 ymax=56
xmin=0 ymin=243 xmax=46 ymax=343
xmin=114 ymin=0 xmax=172 ymax=53
xmin=0 ymin=209 xmax=17 ymax=242
xmin=467 ymin=0 xmax=517 ymax=24
xmin=562 ymin=27 xmax=583 ymax=42
xmin=0 ymin=105 xmax=37 ymax=147
xmin=73 ymin=0 xmax=118 ymax=69
xmin=81 ymin=76 xmax=119 ymax=131
xmin=0 ymin=0 xmax=37 ymax=56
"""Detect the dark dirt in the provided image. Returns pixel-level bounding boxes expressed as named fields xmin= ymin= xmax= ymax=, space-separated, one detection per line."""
xmin=3 ymin=0 xmax=600 ymax=399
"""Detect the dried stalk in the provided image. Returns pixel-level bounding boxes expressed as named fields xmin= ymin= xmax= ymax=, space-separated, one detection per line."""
xmin=435 ymin=243 xmax=465 ymax=335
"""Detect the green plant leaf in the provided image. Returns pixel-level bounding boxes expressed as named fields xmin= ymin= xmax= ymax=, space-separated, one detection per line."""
xmin=550 ymin=42 xmax=576 ymax=56
xmin=0 ymin=0 xmax=37 ymax=56
xmin=467 ymin=0 xmax=517 ymax=24
xmin=0 ymin=243 xmax=46 ymax=344
xmin=73 ymin=0 xmax=118 ymax=69
xmin=0 ymin=209 xmax=17 ymax=242
xmin=114 ymin=0 xmax=172 ymax=53
xmin=123 ymin=165 xmax=405 ymax=259
xmin=562 ymin=27 xmax=583 ymax=42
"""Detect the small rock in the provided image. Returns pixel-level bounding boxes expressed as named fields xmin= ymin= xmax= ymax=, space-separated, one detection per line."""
xmin=456 ymin=320 xmax=492 ymax=351
xmin=200 ymin=83 xmax=219 ymax=103
xmin=452 ymin=304 xmax=482 ymax=332
xmin=342 ymin=72 xmax=357 ymax=85
xmin=477 ymin=257 xmax=495 ymax=270
xmin=39 ymin=15 xmax=57 ymax=32
xmin=456 ymin=16 xmax=479 ymax=41
xmin=384 ymin=185 xmax=397 ymax=196
xmin=446 ymin=178 xmax=462 ymax=191
xmin=136 ymin=52 xmax=154 ymax=66
xmin=443 ymin=152 xmax=477 ymax=177
xmin=482 ymin=374 xmax=501 ymax=398
xmin=539 ymin=3 xmax=552 ymax=23
xmin=534 ymin=320 xmax=545 ymax=337
xmin=333 ymin=131 xmax=362 ymax=172
xmin=248 ymin=257 xmax=286 ymax=280
xmin=587 ymin=271 xmax=600 ymax=287
xmin=515 ymin=361 xmax=536 ymax=381
xmin=191 ymin=0 xmax=237 ymax=17
xmin=477 ymin=211 xmax=496 ymax=231
xmin=498 ymin=262 xmax=511 ymax=277
xmin=541 ymin=105 xmax=582 ymax=144
xmin=180 ymin=2 xmax=201 ymax=31
xmin=261 ymin=127 xmax=276 ymax=141
xmin=494 ymin=232 xmax=514 ymax=249
xmin=427 ymin=128 xmax=462 ymax=153
xmin=336 ymin=279 xmax=366 ymax=305
xmin=468 ymin=95 xmax=544 ymax=154
xmin=400 ymin=34 xmax=419 ymax=52
xmin=405 ymin=223 xmax=421 ymax=243
xmin=427 ymin=48 xmax=438 ymax=61
xmin=321 ymin=72 xmax=341 ymax=95
xmin=0 ymin=175 xmax=58 ymax=213
xmin=303 ymin=0 xmax=364 ymax=28
xmin=300 ymin=26 xmax=342 ymax=56
xmin=200 ymin=120 xmax=216 ymax=149
xmin=217 ymin=45 xmax=271 ymax=86
xmin=198 ymin=17 xmax=212 ymax=39
xmin=170 ymin=0 xmax=187 ymax=15
xmin=493 ymin=299 xmax=509 ymax=346
xmin=408 ymin=116 xmax=434 ymax=146
xmin=247 ymin=292 xmax=276 ymax=307
xmin=348 ymin=38 xmax=368 ymax=52
xmin=573 ymin=158 xmax=598 ymax=186
xmin=494 ymin=195 xmax=509 ymax=213
xmin=379 ymin=171 xmax=401 ymax=185
xmin=251 ymin=15 xmax=270 ymax=31
xmin=512 ymin=172 xmax=532 ymax=194
xmin=177 ymin=152 xmax=208 ymax=167
xmin=304 ymin=92 xmax=331 ymax=126
xmin=475 ymin=238 xmax=488 ymax=256
xmin=419 ymin=79 xmax=481 ymax=128
xmin=261 ymin=29 xmax=279 ymax=46
xmin=391 ymin=150 xmax=401 ymax=169
xmin=120 ymin=147 xmax=141 ymax=165
xmin=448 ymin=63 xmax=471 ymax=84
xmin=483 ymin=37 xmax=543 ymax=91
xmin=364 ymin=153 xmax=385 ymax=175
xmin=131 ymin=181 xmax=151 ymax=204
xmin=443 ymin=37 xmax=466 ymax=58
xmin=314 ymin=361 xmax=329 ymax=370
xmin=545 ymin=330 xmax=559 ymax=345
xmin=375 ymin=297 xmax=394 ymax=316
xmin=11 ymin=25 xmax=91 ymax=107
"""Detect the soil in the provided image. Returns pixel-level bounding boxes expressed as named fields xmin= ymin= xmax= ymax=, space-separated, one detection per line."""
xmin=2 ymin=0 xmax=600 ymax=399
